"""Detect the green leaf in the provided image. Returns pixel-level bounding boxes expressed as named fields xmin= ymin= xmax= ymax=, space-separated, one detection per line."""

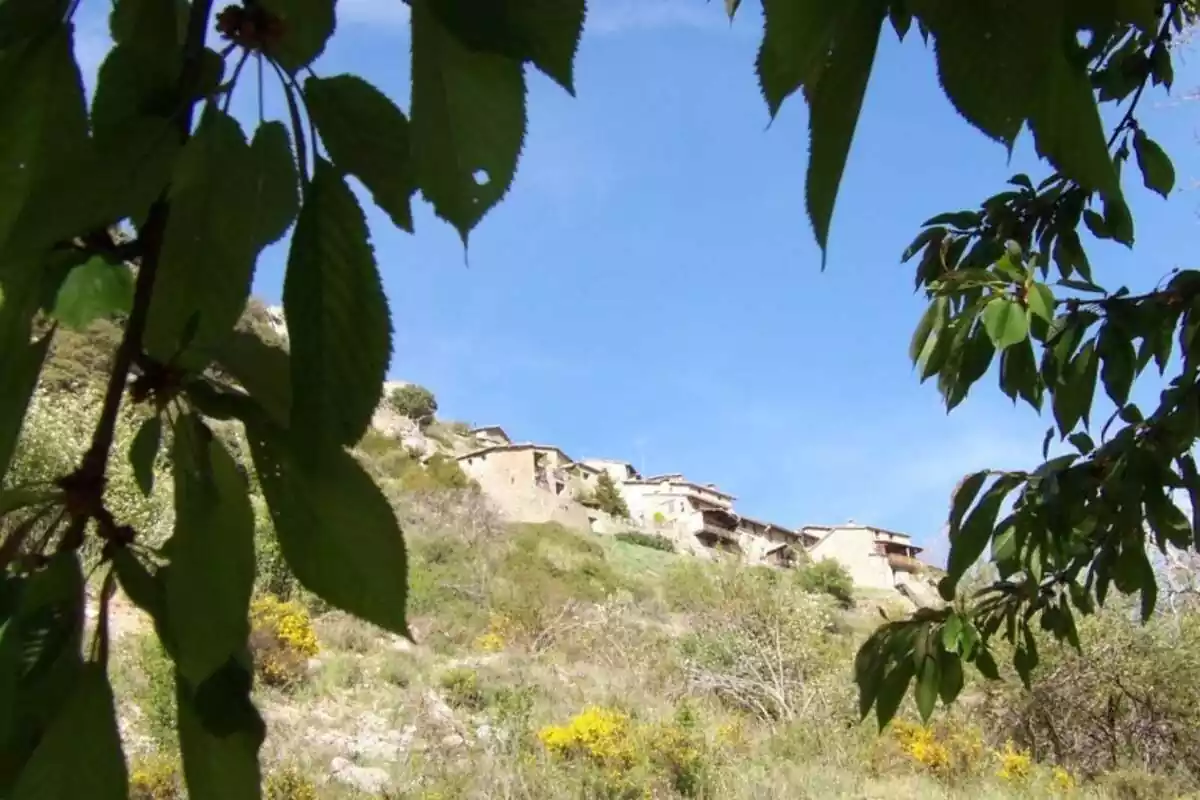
xmin=1013 ymin=642 xmax=1037 ymax=689
xmin=129 ymin=416 xmax=162 ymax=498
xmin=259 ymin=0 xmax=334 ymax=71
xmin=0 ymin=26 xmax=92 ymax=259
xmin=145 ymin=109 xmax=261 ymax=364
xmin=425 ymin=0 xmax=585 ymax=94
xmin=1067 ymin=432 xmax=1095 ymax=454
xmin=1133 ymin=129 xmax=1175 ymax=198
xmin=940 ymin=614 xmax=962 ymax=653
xmin=947 ymin=475 xmax=1018 ymax=585
xmin=176 ymin=658 xmax=264 ymax=800
xmin=1028 ymin=37 xmax=1120 ymax=201
xmin=1000 ymin=336 xmax=1041 ymax=411
xmin=245 ymin=416 xmax=410 ymax=638
xmin=284 ymin=160 xmax=391 ymax=457
xmin=974 ymin=647 xmax=1000 ymax=680
xmin=1098 ymin=323 xmax=1136 ymax=407
xmin=937 ymin=648 xmax=964 ymax=705
xmin=249 ymin=121 xmax=300 ymax=247
xmin=1146 ymin=490 xmax=1191 ymax=551
xmin=909 ymin=299 xmax=941 ymax=364
xmin=411 ymin=0 xmax=527 ymax=242
xmin=166 ymin=413 xmax=256 ymax=685
xmin=913 ymin=0 xmax=1049 ymax=149
xmin=305 ymin=75 xmax=417 ymax=233
xmin=209 ymin=330 xmax=293 ymax=428
xmin=756 ymin=0 xmax=845 ymax=117
xmin=854 ymin=631 xmax=888 ymax=720
xmin=948 ymin=471 xmax=987 ymax=538
xmin=1026 ymin=282 xmax=1055 ymax=323
xmin=804 ymin=0 xmax=886 ymax=266
xmin=50 ymin=257 xmax=133 ymax=331
xmin=0 ymin=317 xmax=51 ymax=479
xmin=875 ymin=658 xmax=914 ymax=730
xmin=914 ymin=655 xmax=939 ymax=722
xmin=1052 ymin=339 xmax=1100 ymax=436
xmin=109 ymin=0 xmax=185 ymax=72
xmin=982 ymin=296 xmax=1029 ymax=350
xmin=0 ymin=0 xmax=69 ymax=45
xmin=11 ymin=665 xmax=127 ymax=800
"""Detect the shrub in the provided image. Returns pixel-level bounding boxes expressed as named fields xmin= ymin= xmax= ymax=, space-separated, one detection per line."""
xmin=439 ymin=667 xmax=486 ymax=711
xmin=890 ymin=719 xmax=985 ymax=780
xmin=539 ymin=706 xmax=635 ymax=766
xmin=264 ymin=764 xmax=319 ymax=800
xmin=678 ymin=567 xmax=851 ymax=722
xmin=794 ymin=558 xmax=855 ymax=607
xmin=388 ymin=383 xmax=438 ymax=427
xmin=614 ymin=531 xmax=675 ymax=553
xmin=130 ymin=635 xmax=178 ymax=752
xmin=129 ymin=754 xmax=183 ymax=800
xmin=593 ymin=472 xmax=630 ymax=519
xmin=249 ymin=595 xmax=319 ymax=689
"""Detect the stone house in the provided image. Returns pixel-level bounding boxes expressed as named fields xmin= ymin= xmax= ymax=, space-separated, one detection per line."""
xmin=619 ymin=474 xmax=747 ymax=558
xmin=581 ymin=459 xmax=641 ymax=483
xmin=801 ymin=522 xmax=926 ymax=591
xmin=737 ymin=516 xmax=819 ymax=568
xmin=469 ymin=425 xmax=511 ymax=448
xmin=455 ymin=443 xmax=591 ymax=529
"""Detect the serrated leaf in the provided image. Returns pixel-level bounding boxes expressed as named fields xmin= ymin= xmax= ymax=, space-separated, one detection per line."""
xmin=305 ymin=75 xmax=416 ymax=232
xmin=145 ymin=109 xmax=260 ymax=364
xmin=1000 ymin=336 xmax=1041 ymax=410
xmin=50 ymin=256 xmax=133 ymax=331
xmin=756 ymin=0 xmax=845 ymax=117
xmin=1134 ymin=129 xmax=1175 ymax=198
xmin=974 ymin=647 xmax=1000 ymax=680
xmin=982 ymin=296 xmax=1029 ymax=350
xmin=0 ymin=26 xmax=92 ymax=259
xmin=1052 ymin=339 xmax=1099 ymax=436
xmin=937 ymin=648 xmax=964 ymax=705
xmin=411 ymin=0 xmax=526 ymax=242
xmin=940 ymin=614 xmax=962 ymax=652
xmin=209 ymin=330 xmax=292 ymax=428
xmin=109 ymin=0 xmax=185 ymax=72
xmin=804 ymin=0 xmax=886 ymax=266
xmin=0 ymin=319 xmax=51 ymax=480
xmin=914 ymin=655 xmax=939 ymax=722
xmin=245 ymin=415 xmax=410 ymax=638
xmin=176 ymin=659 xmax=264 ymax=800
xmin=1098 ymin=323 xmax=1136 ymax=407
xmin=909 ymin=299 xmax=941 ymax=364
xmin=875 ymin=658 xmax=914 ymax=730
xmin=249 ymin=121 xmax=299 ymax=247
xmin=259 ymin=0 xmax=333 ymax=71
xmin=948 ymin=475 xmax=1018 ymax=585
xmin=0 ymin=0 xmax=68 ymax=45
xmin=1146 ymin=490 xmax=1191 ymax=552
xmin=915 ymin=0 xmax=1049 ymax=149
xmin=1028 ymin=35 xmax=1120 ymax=201
xmin=1026 ymin=282 xmax=1055 ymax=322
xmin=949 ymin=471 xmax=988 ymax=538
xmin=11 ymin=664 xmax=127 ymax=800
xmin=284 ymin=159 xmax=391 ymax=458
xmin=166 ymin=413 xmax=255 ymax=685
xmin=425 ymin=0 xmax=585 ymax=94
xmin=129 ymin=416 xmax=162 ymax=497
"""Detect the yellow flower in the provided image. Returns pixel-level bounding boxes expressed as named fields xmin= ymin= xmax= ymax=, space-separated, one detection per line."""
xmin=995 ymin=740 xmax=1032 ymax=782
xmin=1052 ymin=766 xmax=1077 ymax=793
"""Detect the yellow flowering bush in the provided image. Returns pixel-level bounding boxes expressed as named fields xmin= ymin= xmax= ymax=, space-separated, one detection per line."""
xmin=996 ymin=740 xmax=1033 ymax=782
xmin=264 ymin=764 xmax=318 ymax=800
xmin=129 ymin=754 xmax=183 ymax=800
xmin=474 ymin=612 xmax=513 ymax=652
xmin=890 ymin=720 xmax=984 ymax=779
xmin=539 ymin=706 xmax=636 ymax=767
xmin=539 ymin=706 xmax=709 ymax=797
xmin=249 ymin=595 xmax=319 ymax=688
xmin=1053 ymin=766 xmax=1078 ymax=793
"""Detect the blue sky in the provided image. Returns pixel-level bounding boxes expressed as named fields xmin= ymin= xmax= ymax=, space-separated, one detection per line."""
xmin=73 ymin=0 xmax=1200 ymax=564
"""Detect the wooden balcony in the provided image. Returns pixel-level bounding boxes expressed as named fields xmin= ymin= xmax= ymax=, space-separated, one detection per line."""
xmin=887 ymin=552 xmax=923 ymax=573
xmin=697 ymin=524 xmax=741 ymax=552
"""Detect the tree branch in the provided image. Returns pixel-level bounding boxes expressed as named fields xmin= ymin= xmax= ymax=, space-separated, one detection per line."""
xmin=69 ymin=0 xmax=217 ymax=536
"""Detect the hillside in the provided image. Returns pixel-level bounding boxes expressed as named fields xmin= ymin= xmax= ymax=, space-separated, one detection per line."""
xmin=10 ymin=309 xmax=1200 ymax=799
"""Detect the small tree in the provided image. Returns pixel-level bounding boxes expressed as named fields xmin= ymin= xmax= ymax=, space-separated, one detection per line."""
xmin=594 ymin=472 xmax=630 ymax=519
xmin=389 ymin=384 xmax=438 ymax=427
xmin=795 ymin=559 xmax=855 ymax=609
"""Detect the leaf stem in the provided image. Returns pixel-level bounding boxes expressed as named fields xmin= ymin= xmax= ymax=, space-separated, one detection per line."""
xmin=70 ymin=0 xmax=217 ymax=536
xmin=1105 ymin=1 xmax=1181 ymax=149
